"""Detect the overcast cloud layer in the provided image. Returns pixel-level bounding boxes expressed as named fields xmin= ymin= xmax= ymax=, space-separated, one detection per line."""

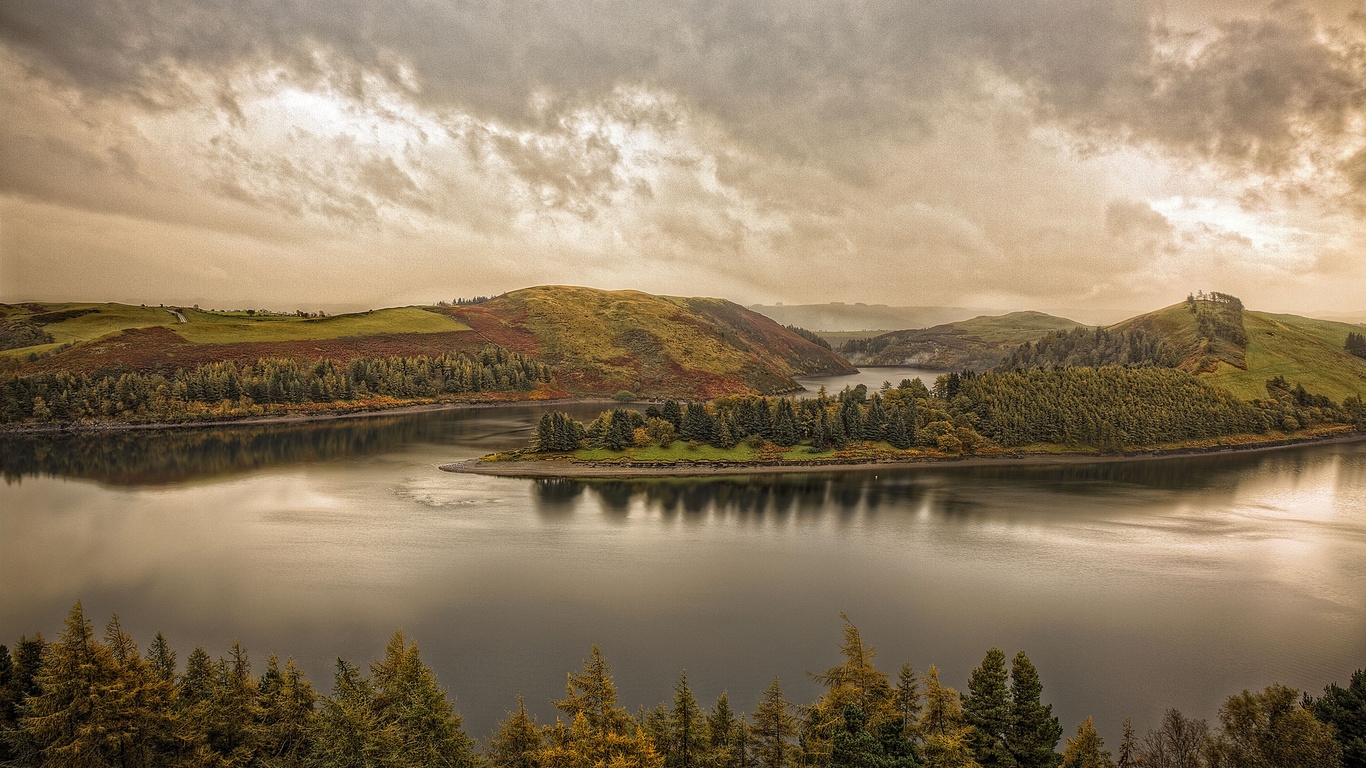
xmin=1 ymin=0 xmax=1363 ymax=315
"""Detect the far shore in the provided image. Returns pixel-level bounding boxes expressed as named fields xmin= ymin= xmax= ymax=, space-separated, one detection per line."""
xmin=440 ymin=430 xmax=1366 ymax=479
xmin=0 ymin=396 xmax=638 ymax=436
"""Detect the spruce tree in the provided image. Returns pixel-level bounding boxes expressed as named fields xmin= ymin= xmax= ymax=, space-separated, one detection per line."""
xmin=964 ymin=648 xmax=1015 ymax=768
xmin=772 ymin=400 xmax=798 ymax=447
xmin=663 ymin=399 xmax=683 ymax=430
xmin=1008 ymin=652 xmax=1061 ymax=768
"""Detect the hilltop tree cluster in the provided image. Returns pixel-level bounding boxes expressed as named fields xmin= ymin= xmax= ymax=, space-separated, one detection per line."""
xmin=999 ymin=328 xmax=1179 ymax=371
xmin=1186 ymin=292 xmax=1248 ymax=350
xmin=533 ymin=368 xmax=1364 ymax=456
xmin=2 ymin=605 xmax=1359 ymax=768
xmin=1347 ymin=332 xmax=1366 ymax=360
xmin=1 ymin=345 xmax=553 ymax=425
xmin=784 ymin=326 xmax=833 ymax=350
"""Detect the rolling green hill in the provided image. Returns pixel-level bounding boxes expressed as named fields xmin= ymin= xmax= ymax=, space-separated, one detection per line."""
xmin=1111 ymin=301 xmax=1366 ymax=402
xmin=2 ymin=288 xmax=853 ymax=400
xmin=841 ymin=311 xmax=1086 ymax=371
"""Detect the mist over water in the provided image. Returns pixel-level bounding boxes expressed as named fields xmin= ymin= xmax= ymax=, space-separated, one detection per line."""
xmin=3 ymin=375 xmax=1364 ymax=747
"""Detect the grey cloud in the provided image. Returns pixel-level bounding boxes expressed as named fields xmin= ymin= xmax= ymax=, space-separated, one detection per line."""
xmin=1105 ymin=198 xmax=1173 ymax=237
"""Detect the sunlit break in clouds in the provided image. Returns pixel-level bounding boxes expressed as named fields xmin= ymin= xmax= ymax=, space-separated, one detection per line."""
xmin=2 ymin=0 xmax=1364 ymax=314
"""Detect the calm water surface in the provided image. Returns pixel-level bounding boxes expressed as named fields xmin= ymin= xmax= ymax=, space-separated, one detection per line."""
xmin=3 ymin=368 xmax=1363 ymax=746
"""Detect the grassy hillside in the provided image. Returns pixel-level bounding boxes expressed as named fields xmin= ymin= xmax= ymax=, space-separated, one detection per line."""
xmin=3 ymin=288 xmax=853 ymax=400
xmin=844 ymin=311 xmax=1086 ymax=370
xmin=1110 ymin=301 xmax=1366 ymax=402
xmin=439 ymin=286 xmax=853 ymax=398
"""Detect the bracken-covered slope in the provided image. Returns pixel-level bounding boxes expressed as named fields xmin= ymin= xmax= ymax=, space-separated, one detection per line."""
xmin=1113 ymin=301 xmax=1366 ymax=402
xmin=843 ymin=311 xmax=1086 ymax=371
xmin=437 ymin=286 xmax=854 ymax=397
xmin=3 ymin=288 xmax=853 ymax=399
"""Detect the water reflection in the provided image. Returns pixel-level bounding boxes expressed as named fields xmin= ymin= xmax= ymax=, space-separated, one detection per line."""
xmin=0 ymin=402 xmax=622 ymax=486
xmin=526 ymin=445 xmax=1361 ymax=520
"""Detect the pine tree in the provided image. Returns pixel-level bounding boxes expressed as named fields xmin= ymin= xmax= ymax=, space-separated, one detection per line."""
xmin=1008 ymin=653 xmax=1061 ymax=768
xmin=751 ymin=677 xmax=796 ymax=768
xmin=489 ymin=695 xmax=542 ymax=768
xmin=963 ymin=648 xmax=1014 ymax=768
xmin=830 ymin=705 xmax=882 ymax=768
xmin=1060 ymin=718 xmax=1113 ymax=768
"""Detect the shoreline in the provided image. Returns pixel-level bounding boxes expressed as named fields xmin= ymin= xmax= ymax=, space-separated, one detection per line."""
xmin=440 ymin=430 xmax=1366 ymax=479
xmin=0 ymin=397 xmax=638 ymax=436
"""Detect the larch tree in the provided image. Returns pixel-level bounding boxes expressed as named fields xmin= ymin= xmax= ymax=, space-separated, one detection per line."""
xmin=750 ymin=677 xmax=796 ymax=768
xmin=670 ymin=671 xmax=705 ymax=768
xmin=369 ymin=630 xmax=479 ymax=768
xmin=488 ymin=695 xmax=543 ymax=768
xmin=1060 ymin=718 xmax=1113 ymax=768
xmin=921 ymin=665 xmax=980 ymax=768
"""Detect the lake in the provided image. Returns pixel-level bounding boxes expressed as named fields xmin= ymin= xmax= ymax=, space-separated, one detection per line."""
xmin=2 ymin=367 xmax=1363 ymax=748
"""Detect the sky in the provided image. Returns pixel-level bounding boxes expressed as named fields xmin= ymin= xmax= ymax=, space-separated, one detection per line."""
xmin=1 ymin=0 xmax=1364 ymax=316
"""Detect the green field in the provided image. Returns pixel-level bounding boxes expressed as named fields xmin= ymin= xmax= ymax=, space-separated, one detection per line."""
xmin=172 ymin=307 xmax=468 ymax=343
xmin=0 ymin=302 xmax=469 ymax=358
xmin=1206 ymin=312 xmax=1366 ymax=402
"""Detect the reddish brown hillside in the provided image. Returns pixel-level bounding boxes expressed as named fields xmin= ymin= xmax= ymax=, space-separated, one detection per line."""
xmin=438 ymin=286 xmax=854 ymax=398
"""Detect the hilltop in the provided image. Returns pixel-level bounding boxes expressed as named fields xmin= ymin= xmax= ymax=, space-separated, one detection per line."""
xmin=1111 ymin=299 xmax=1366 ymax=402
xmin=0 ymin=287 xmax=852 ymax=402
xmin=839 ymin=311 xmax=1086 ymax=370
xmin=435 ymin=286 xmax=853 ymax=397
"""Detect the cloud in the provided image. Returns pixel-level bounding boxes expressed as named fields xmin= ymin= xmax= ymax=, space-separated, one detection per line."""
xmin=1 ymin=0 xmax=1363 ymax=313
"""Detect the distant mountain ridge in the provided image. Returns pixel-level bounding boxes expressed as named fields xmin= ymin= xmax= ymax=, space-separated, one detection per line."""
xmin=840 ymin=311 xmax=1087 ymax=370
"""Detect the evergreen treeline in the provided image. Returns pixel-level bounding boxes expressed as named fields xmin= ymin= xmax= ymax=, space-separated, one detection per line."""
xmin=784 ymin=326 xmax=833 ymax=351
xmin=1186 ymin=291 xmax=1247 ymax=349
xmin=1347 ymin=332 xmax=1366 ymax=360
xmin=999 ymin=328 xmax=1179 ymax=371
xmin=2 ymin=605 xmax=1359 ymax=768
xmin=532 ymin=369 xmax=1364 ymax=456
xmin=840 ymin=337 xmax=893 ymax=357
xmin=1 ymin=345 xmax=553 ymax=425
